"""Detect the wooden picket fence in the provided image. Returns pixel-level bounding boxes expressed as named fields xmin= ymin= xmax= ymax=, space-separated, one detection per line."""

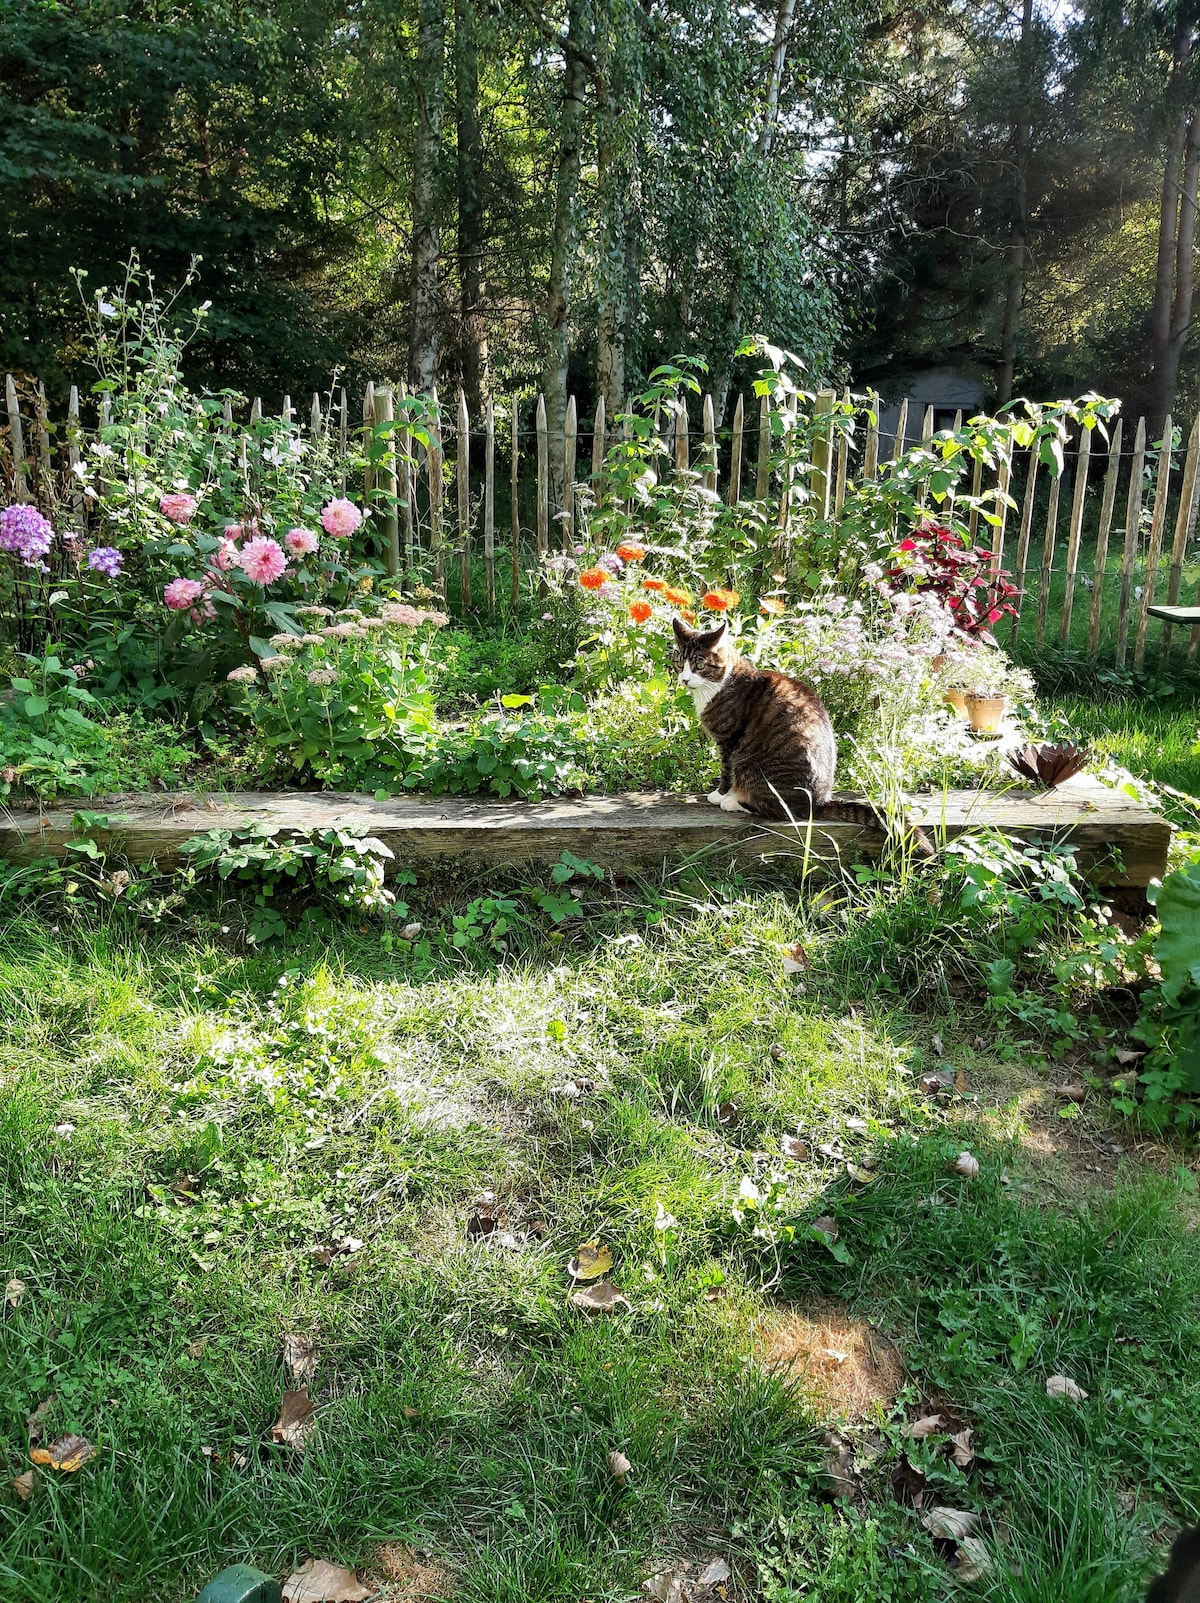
xmin=5 ymin=373 xmax=1200 ymax=667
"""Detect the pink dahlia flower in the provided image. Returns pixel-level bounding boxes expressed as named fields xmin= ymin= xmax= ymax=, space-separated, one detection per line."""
xmin=164 ymin=578 xmax=206 ymax=610
xmin=159 ymin=493 xmax=197 ymax=525
xmin=213 ymin=539 xmax=239 ymax=572
xmin=238 ymin=535 xmax=288 ymax=585
xmin=189 ymin=599 xmax=218 ymax=624
xmin=285 ymin=526 xmax=319 ymax=557
xmin=319 ymin=498 xmax=364 ymax=538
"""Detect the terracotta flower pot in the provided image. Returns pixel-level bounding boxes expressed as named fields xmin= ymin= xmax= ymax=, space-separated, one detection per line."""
xmin=931 ymin=653 xmax=948 ymax=673
xmin=965 ymin=692 xmax=1007 ymax=735
xmin=945 ymin=686 xmax=970 ymax=718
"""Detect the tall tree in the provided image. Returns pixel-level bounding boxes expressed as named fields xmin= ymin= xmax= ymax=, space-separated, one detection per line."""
xmin=455 ymin=0 xmax=488 ymax=410
xmin=1149 ymin=1 xmax=1199 ymax=428
xmin=996 ymin=0 xmax=1035 ymax=405
xmin=409 ymin=0 xmax=446 ymax=393
xmin=543 ymin=0 xmax=590 ymax=500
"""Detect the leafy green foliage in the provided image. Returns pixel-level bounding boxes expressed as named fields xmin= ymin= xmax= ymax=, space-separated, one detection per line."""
xmin=1131 ymin=856 xmax=1200 ymax=1122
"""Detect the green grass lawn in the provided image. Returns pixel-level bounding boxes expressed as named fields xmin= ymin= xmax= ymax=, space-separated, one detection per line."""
xmin=2 ymin=709 xmax=1199 ymax=1600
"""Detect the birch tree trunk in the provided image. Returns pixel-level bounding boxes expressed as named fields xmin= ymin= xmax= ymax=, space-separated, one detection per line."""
xmin=455 ymin=0 xmax=488 ymax=413
xmin=996 ymin=0 xmax=1034 ymax=408
xmin=409 ymin=0 xmax=445 ymax=394
xmin=1150 ymin=8 xmax=1198 ymax=432
xmin=595 ymin=21 xmax=633 ymax=417
xmin=713 ymin=0 xmax=797 ymax=423
xmin=543 ymin=0 xmax=590 ymax=502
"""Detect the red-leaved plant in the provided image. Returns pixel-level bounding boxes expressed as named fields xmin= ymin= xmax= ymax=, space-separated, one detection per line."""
xmin=882 ymin=523 xmax=1021 ymax=644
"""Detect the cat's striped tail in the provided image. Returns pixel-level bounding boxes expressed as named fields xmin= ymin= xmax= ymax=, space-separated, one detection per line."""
xmin=815 ymin=797 xmax=936 ymax=860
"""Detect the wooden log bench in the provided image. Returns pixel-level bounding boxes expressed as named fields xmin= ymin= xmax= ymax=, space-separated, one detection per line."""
xmin=0 ymin=776 xmax=1169 ymax=887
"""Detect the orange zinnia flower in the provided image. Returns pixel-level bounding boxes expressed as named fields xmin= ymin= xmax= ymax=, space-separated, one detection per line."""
xmin=629 ymin=599 xmax=652 ymax=623
xmin=616 ymin=542 xmax=646 ymax=562
xmin=760 ymin=596 xmax=787 ymax=615
xmin=702 ymin=588 xmax=740 ymax=611
xmin=642 ymin=577 xmax=666 ymax=593
xmin=662 ymin=585 xmax=692 ymax=607
xmin=580 ymin=567 xmax=608 ymax=590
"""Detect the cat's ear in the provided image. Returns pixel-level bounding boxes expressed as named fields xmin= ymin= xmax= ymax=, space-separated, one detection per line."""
xmin=672 ymin=615 xmax=695 ymax=643
xmin=700 ymin=620 xmax=728 ymax=646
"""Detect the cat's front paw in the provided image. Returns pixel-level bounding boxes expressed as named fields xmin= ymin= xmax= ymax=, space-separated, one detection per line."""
xmin=719 ymin=792 xmax=749 ymax=813
xmin=706 ymin=788 xmax=724 ymax=805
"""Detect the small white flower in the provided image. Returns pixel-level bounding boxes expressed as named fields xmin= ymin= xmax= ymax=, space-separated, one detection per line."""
xmin=98 ymin=301 xmax=117 ymax=318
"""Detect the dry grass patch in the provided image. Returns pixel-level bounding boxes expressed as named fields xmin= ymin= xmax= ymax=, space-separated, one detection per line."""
xmin=371 ymin=1544 xmax=456 ymax=1600
xmin=753 ymin=1301 xmax=903 ymax=1418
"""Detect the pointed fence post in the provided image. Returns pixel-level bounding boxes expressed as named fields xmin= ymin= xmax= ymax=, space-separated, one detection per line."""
xmin=338 ymin=387 xmax=348 ymax=490
xmin=310 ymin=393 xmax=323 ymax=440
xmin=361 ymin=383 xmax=376 ymax=532
xmin=702 ymin=393 xmax=717 ymax=496
xmin=484 ymin=396 xmax=496 ymax=612
xmin=397 ymin=382 xmax=414 ymax=577
xmin=891 ymin=397 xmax=909 ymax=464
xmin=1087 ymin=419 xmax=1123 ymax=659
xmin=863 ymin=393 xmax=879 ymax=481
xmin=33 ymin=381 xmax=52 ymax=489
xmin=1035 ymin=466 xmax=1062 ymax=650
xmin=536 ymin=394 xmax=549 ymax=557
xmin=1010 ymin=447 xmax=1041 ymax=644
xmin=1115 ymin=417 xmax=1147 ymax=666
xmin=810 ymin=389 xmax=834 ymax=519
xmin=429 ymin=385 xmax=445 ymax=599
xmin=674 ymin=397 xmax=689 ymax=473
xmin=563 ymin=395 xmax=577 ymax=550
xmin=67 ymin=385 xmax=83 ymax=520
xmin=1059 ymin=424 xmax=1092 ymax=643
xmin=511 ymin=400 xmax=521 ymax=609
xmin=457 ymin=388 xmax=472 ymax=607
xmin=755 ymin=393 xmax=771 ymax=498
xmin=1134 ymin=416 xmax=1173 ymax=668
xmin=591 ymin=395 xmax=606 ymax=494
xmin=373 ymin=385 xmax=400 ymax=577
xmin=1160 ymin=411 xmax=1200 ymax=662
xmin=5 ymin=375 xmax=27 ymax=496
xmin=728 ymin=393 xmax=744 ymax=505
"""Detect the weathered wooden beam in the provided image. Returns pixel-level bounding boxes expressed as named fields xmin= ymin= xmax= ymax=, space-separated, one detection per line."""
xmin=0 ymin=778 xmax=1167 ymax=887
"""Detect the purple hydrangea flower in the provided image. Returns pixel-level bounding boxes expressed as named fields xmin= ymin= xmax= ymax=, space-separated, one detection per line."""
xmin=87 ymin=546 xmax=123 ymax=579
xmin=0 ymin=503 xmax=54 ymax=565
xmin=597 ymin=552 xmax=624 ymax=574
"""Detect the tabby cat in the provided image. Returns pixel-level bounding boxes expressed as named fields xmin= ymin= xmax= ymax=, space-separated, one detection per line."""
xmin=671 ymin=616 xmax=933 ymax=854
xmin=1147 ymin=1527 xmax=1200 ymax=1603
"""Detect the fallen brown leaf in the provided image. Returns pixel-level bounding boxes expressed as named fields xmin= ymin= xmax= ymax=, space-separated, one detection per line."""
xmin=812 ymin=1215 xmax=838 ymax=1242
xmin=282 ymin=1559 xmax=374 ymax=1602
xmin=954 ymin=1152 xmax=980 ymax=1180
xmin=951 ymin=1427 xmax=975 ymax=1469
xmin=1046 ymin=1374 xmax=1088 ymax=1401
xmin=608 ymin=1448 xmax=632 ymax=1487
xmin=29 ymin=1434 xmax=97 ymax=1472
xmin=9 ymin=1471 xmax=35 ymax=1502
xmin=1055 ymin=1083 xmax=1086 ymax=1103
xmin=271 ymin=1389 xmax=317 ymax=1450
xmin=25 ymin=1398 xmax=53 ymax=1444
xmin=5 ymin=1278 xmax=26 ymax=1309
xmin=846 ymin=1163 xmax=876 ymax=1185
xmin=956 ymin=1534 xmax=992 ymax=1584
xmin=695 ymin=1558 xmax=731 ymax=1587
xmin=284 ymin=1334 xmax=318 ymax=1387
xmin=922 ymin=1506 xmax=980 ymax=1542
xmin=892 ymin=1454 xmax=927 ymax=1503
xmin=823 ymin=1431 xmax=857 ymax=1500
xmin=903 ymin=1414 xmax=943 ymax=1439
xmin=930 ymin=1034 xmax=944 ymax=1057
xmin=716 ymin=1100 xmax=740 ymax=1126
xmin=467 ymin=1201 xmax=501 ymax=1239
xmin=643 ymin=1567 xmax=687 ymax=1603
xmin=402 ymin=1405 xmax=421 ymax=1421
xmin=781 ymin=941 xmax=809 ymax=973
xmin=570 ymin=1281 xmax=631 ymax=1314
xmin=568 ymin=1241 xmax=613 ymax=1281
xmin=1113 ymin=1047 xmax=1144 ymax=1067
xmin=781 ymin=1135 xmax=810 ymax=1161
xmin=308 ymin=1244 xmax=336 ymax=1267
xmin=920 ymin=1069 xmax=956 ymax=1096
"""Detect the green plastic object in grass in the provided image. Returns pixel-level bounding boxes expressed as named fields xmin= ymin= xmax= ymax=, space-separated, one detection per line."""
xmin=195 ymin=1565 xmax=282 ymax=1603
